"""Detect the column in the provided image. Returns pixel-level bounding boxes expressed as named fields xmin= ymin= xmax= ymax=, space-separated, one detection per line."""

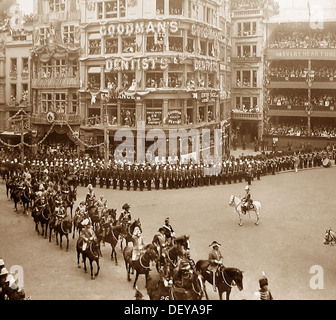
xmin=163 ymin=99 xmax=168 ymax=126
xmin=183 ymin=99 xmax=187 ymax=125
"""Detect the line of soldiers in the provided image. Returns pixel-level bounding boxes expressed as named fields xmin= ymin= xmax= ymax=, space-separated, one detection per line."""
xmin=0 ymin=149 xmax=334 ymax=191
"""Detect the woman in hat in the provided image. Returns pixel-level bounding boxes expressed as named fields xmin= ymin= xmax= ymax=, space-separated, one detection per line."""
xmin=208 ymin=241 xmax=224 ymax=292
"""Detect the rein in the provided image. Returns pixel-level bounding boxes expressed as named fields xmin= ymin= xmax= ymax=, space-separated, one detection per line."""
xmin=167 ymin=249 xmax=177 ymax=268
xmin=139 ymin=254 xmax=151 ymax=270
xmin=221 ymin=269 xmax=236 ymax=288
xmin=89 ymin=242 xmax=99 ymax=259
xmin=191 ymin=276 xmax=203 ymax=297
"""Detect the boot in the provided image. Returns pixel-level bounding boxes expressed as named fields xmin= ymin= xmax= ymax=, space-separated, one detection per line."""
xmin=213 ymin=272 xmax=217 ymax=292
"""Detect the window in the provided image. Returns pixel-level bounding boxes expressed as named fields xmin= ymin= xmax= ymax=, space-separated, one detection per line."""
xmin=63 ymin=25 xmax=75 ymax=44
xmin=120 ymin=101 xmax=135 ymax=126
xmin=122 ymin=36 xmax=137 ymax=53
xmin=242 ymin=71 xmax=251 ymax=87
xmin=88 ymin=35 xmax=101 ymax=55
xmin=186 ymin=99 xmax=193 ymax=124
xmin=54 ymin=93 xmax=66 ymax=113
xmin=69 ymin=61 xmax=78 ymax=77
xmin=187 ymin=31 xmax=195 ymax=53
xmin=70 ymin=93 xmax=78 ymax=114
xmin=105 ymin=72 xmax=118 ymax=90
xmin=88 ymin=66 xmax=101 ymax=90
xmin=200 ymin=40 xmax=207 ymax=55
xmin=121 ymin=72 xmax=135 ymax=90
xmin=22 ymin=58 xmax=29 ymax=74
xmin=39 ymin=27 xmax=50 ymax=46
xmin=208 ymin=41 xmax=215 ymax=57
xmin=169 ymin=30 xmax=183 ymax=52
xmin=168 ymin=64 xmax=183 ymax=88
xmin=167 ymin=99 xmax=182 ymax=125
xmin=186 ymin=72 xmax=196 ymax=89
xmin=146 ymin=71 xmax=164 ymax=88
xmin=21 ymin=84 xmax=28 ymax=102
xmin=105 ymin=37 xmax=118 ymax=54
xmin=10 ymin=84 xmax=17 ymax=101
xmin=146 ymin=99 xmax=163 ymax=125
xmin=205 ymin=7 xmax=213 ymax=25
xmin=208 ymin=73 xmax=215 ymax=88
xmin=49 ymin=0 xmax=65 ymax=12
xmin=41 ymin=93 xmax=53 ymax=113
xmin=253 ymin=70 xmax=257 ymax=87
xmin=146 ymin=34 xmax=164 ymax=52
xmin=169 ymin=0 xmax=183 ymax=15
xmin=41 ymin=62 xmax=53 ymax=78
xmin=156 ymin=0 xmax=164 ymax=15
xmin=10 ymin=58 xmax=17 ymax=73
xmin=54 ymin=59 xmax=67 ymax=78
xmin=97 ymin=0 xmax=126 ymax=19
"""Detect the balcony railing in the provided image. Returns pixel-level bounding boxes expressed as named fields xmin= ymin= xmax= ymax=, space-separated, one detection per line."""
xmin=232 ymin=8 xmax=263 ymax=17
xmin=231 ymin=111 xmax=262 ymax=120
xmin=31 ymin=113 xmax=81 ymax=125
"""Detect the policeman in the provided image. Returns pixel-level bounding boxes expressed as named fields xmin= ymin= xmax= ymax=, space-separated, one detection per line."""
xmin=146 ymin=166 xmax=153 ymax=191
xmin=162 ymin=166 xmax=168 ymax=190
xmin=125 ymin=166 xmax=132 ymax=191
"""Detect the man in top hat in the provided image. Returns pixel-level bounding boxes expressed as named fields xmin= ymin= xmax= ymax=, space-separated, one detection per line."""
xmin=208 ymin=240 xmax=224 ymax=292
xmin=162 ymin=217 xmax=175 ymax=246
xmin=253 ymin=272 xmax=274 ymax=300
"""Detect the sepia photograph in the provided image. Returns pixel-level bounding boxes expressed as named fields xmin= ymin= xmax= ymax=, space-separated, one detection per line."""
xmin=0 ymin=0 xmax=335 ymax=305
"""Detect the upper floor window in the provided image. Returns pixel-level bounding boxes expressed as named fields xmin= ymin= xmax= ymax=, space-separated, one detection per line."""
xmin=156 ymin=0 xmax=164 ymax=15
xmin=237 ymin=21 xmax=257 ymax=36
xmin=39 ymin=27 xmax=50 ymax=46
xmin=97 ymin=0 xmax=126 ymax=19
xmin=22 ymin=58 xmax=29 ymax=74
xmin=63 ymin=25 xmax=75 ymax=44
xmin=169 ymin=30 xmax=183 ymax=52
xmin=105 ymin=37 xmax=118 ymax=54
xmin=10 ymin=58 xmax=17 ymax=73
xmin=88 ymin=33 xmax=102 ymax=55
xmin=170 ymin=0 xmax=183 ymax=15
xmin=49 ymin=0 xmax=65 ymax=12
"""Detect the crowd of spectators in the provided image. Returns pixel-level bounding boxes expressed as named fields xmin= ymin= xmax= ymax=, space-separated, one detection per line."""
xmin=266 ymin=122 xmax=336 ymax=138
xmin=268 ymin=30 xmax=336 ymax=49
xmin=232 ymin=105 xmax=261 ymax=113
xmin=271 ymin=94 xmax=308 ymax=108
xmin=268 ymin=65 xmax=336 ymax=80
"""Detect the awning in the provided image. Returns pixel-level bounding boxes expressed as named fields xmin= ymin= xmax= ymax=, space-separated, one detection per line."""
xmin=89 ymin=33 xmax=102 ymax=40
xmin=88 ymin=67 xmax=102 ymax=73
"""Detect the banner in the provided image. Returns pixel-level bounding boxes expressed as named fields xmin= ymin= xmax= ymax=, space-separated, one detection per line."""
xmin=266 ymin=48 xmax=336 ymax=60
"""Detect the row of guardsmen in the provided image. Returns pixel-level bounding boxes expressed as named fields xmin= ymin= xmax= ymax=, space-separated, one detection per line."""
xmin=0 ymin=151 xmax=329 ymax=190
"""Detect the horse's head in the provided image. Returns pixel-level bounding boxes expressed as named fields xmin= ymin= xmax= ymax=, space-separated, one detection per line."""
xmin=144 ymin=244 xmax=159 ymax=262
xmin=324 ymin=228 xmax=336 ymax=246
xmin=134 ymin=218 xmax=142 ymax=233
xmin=192 ymin=273 xmax=206 ymax=300
xmin=174 ymin=235 xmax=191 ymax=253
xmin=225 ymin=268 xmax=244 ymax=291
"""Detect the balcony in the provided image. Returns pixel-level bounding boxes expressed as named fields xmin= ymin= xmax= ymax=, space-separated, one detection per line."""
xmin=231 ymin=110 xmax=262 ymax=121
xmin=231 ymin=8 xmax=263 ymax=18
xmin=31 ymin=113 xmax=81 ymax=125
xmin=9 ymin=71 xmax=17 ymax=80
xmin=267 ymin=76 xmax=336 ymax=89
xmin=231 ymin=56 xmax=262 ymax=63
xmin=31 ymin=77 xmax=80 ymax=89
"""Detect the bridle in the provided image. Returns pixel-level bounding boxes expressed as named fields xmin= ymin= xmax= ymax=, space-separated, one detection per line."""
xmin=139 ymin=253 xmax=151 ymax=270
xmin=191 ymin=275 xmax=204 ymax=297
xmin=220 ymin=269 xmax=237 ymax=288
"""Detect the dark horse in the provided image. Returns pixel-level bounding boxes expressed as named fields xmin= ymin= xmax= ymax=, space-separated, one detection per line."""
xmin=63 ymin=186 xmax=77 ymax=218
xmin=120 ymin=218 xmax=142 ymax=249
xmin=20 ymin=184 xmax=32 ymax=215
xmin=11 ymin=184 xmax=22 ymax=212
xmin=123 ymin=243 xmax=158 ymax=289
xmin=76 ymin=238 xmax=101 ymax=280
xmin=53 ymin=219 xmax=73 ymax=251
xmin=96 ymin=223 xmax=123 ymax=265
xmin=88 ymin=205 xmax=100 ymax=230
xmin=32 ymin=204 xmax=51 ymax=238
xmin=146 ymin=272 xmax=207 ymax=300
xmin=196 ymin=260 xmax=244 ymax=300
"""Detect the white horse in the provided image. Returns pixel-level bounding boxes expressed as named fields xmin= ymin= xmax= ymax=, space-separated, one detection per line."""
xmin=323 ymin=228 xmax=336 ymax=246
xmin=229 ymin=194 xmax=261 ymax=226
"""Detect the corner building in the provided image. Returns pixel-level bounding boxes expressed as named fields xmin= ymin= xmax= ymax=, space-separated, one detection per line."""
xmin=79 ymin=0 xmax=231 ymax=157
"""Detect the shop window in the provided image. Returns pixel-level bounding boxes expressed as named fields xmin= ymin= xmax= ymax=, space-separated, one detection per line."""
xmin=169 ymin=30 xmax=183 ymax=52
xmin=146 ymin=99 xmax=163 ymax=125
xmin=63 ymin=25 xmax=75 ymax=44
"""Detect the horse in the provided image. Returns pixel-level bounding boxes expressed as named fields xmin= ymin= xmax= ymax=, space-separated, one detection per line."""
xmin=323 ymin=228 xmax=336 ymax=246
xmin=20 ymin=184 xmax=32 ymax=215
xmin=120 ymin=218 xmax=142 ymax=249
xmin=11 ymin=184 xmax=22 ymax=212
xmin=196 ymin=260 xmax=243 ymax=300
xmin=96 ymin=223 xmax=123 ymax=265
xmin=53 ymin=219 xmax=73 ymax=251
xmin=5 ymin=176 xmax=14 ymax=199
xmin=63 ymin=186 xmax=77 ymax=218
xmin=229 ymin=194 xmax=261 ymax=226
xmin=76 ymin=238 xmax=101 ymax=280
xmin=146 ymin=272 xmax=207 ymax=300
xmin=72 ymin=212 xmax=86 ymax=239
xmin=123 ymin=243 xmax=158 ymax=289
xmin=32 ymin=204 xmax=51 ymax=238
xmin=88 ymin=205 xmax=100 ymax=230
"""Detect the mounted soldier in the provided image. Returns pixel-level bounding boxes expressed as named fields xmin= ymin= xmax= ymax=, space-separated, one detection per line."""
xmin=242 ymin=185 xmax=253 ymax=214
xmin=208 ymin=240 xmax=224 ymax=292
xmin=85 ymin=184 xmax=96 ymax=209
xmin=119 ymin=203 xmax=132 ymax=227
xmin=80 ymin=218 xmax=95 ymax=251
